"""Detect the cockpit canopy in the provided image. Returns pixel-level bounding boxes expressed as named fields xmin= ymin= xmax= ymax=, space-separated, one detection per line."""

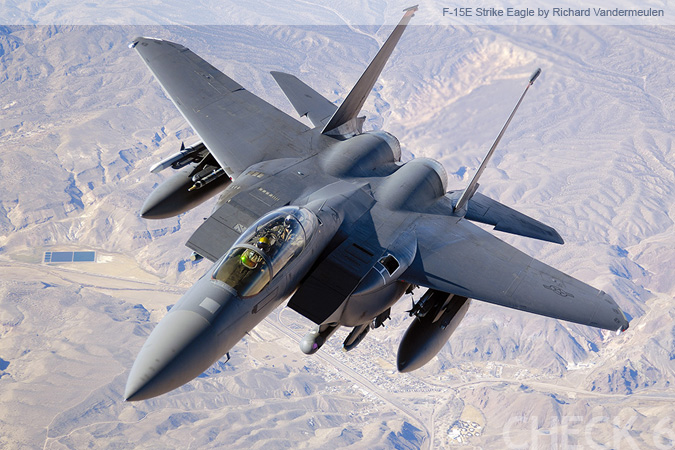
xmin=212 ymin=206 xmax=318 ymax=298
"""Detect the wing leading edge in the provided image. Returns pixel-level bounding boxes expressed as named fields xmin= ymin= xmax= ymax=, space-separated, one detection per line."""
xmin=402 ymin=214 xmax=629 ymax=332
xmin=131 ymin=37 xmax=312 ymax=178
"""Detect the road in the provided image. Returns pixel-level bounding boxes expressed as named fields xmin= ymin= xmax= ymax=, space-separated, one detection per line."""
xmin=264 ymin=308 xmax=434 ymax=450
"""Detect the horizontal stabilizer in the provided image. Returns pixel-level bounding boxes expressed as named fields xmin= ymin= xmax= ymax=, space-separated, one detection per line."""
xmin=271 ymin=71 xmax=337 ymax=128
xmin=465 ymin=192 xmax=564 ymax=244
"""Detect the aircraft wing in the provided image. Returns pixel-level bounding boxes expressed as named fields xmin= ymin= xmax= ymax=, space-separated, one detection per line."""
xmin=402 ymin=214 xmax=629 ymax=331
xmin=131 ymin=37 xmax=313 ymax=178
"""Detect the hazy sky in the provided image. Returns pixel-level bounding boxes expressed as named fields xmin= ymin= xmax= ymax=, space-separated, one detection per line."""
xmin=2 ymin=0 xmax=674 ymax=25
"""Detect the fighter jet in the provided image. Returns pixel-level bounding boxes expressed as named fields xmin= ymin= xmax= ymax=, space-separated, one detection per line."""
xmin=124 ymin=5 xmax=629 ymax=401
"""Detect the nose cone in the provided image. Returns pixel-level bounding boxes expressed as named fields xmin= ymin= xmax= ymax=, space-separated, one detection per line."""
xmin=398 ymin=297 xmax=471 ymax=373
xmin=125 ymin=309 xmax=212 ymax=401
xmin=125 ymin=276 xmax=246 ymax=401
xmin=397 ymin=314 xmax=450 ymax=373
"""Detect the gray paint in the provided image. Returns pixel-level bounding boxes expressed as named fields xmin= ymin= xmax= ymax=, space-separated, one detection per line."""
xmin=126 ymin=7 xmax=628 ymax=400
xmin=271 ymin=71 xmax=337 ymax=127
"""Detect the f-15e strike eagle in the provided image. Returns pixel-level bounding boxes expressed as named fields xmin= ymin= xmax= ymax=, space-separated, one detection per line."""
xmin=124 ymin=5 xmax=628 ymax=401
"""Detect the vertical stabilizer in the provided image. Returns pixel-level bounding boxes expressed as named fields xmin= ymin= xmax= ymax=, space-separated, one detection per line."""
xmin=322 ymin=5 xmax=418 ymax=136
xmin=454 ymin=68 xmax=541 ymax=213
xmin=271 ymin=71 xmax=337 ymax=127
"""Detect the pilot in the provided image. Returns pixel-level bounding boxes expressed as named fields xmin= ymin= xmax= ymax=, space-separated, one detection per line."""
xmin=240 ymin=235 xmax=275 ymax=270
xmin=240 ymin=248 xmax=263 ymax=269
xmin=256 ymin=235 xmax=273 ymax=252
xmin=282 ymin=215 xmax=294 ymax=239
xmin=268 ymin=216 xmax=293 ymax=243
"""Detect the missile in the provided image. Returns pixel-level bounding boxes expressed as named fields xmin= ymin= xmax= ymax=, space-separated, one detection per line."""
xmin=149 ymin=142 xmax=207 ymax=174
xmin=372 ymin=308 xmax=391 ymax=329
xmin=397 ymin=291 xmax=471 ymax=372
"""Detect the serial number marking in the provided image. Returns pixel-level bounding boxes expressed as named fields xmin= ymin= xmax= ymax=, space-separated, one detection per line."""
xmin=543 ymin=284 xmax=575 ymax=298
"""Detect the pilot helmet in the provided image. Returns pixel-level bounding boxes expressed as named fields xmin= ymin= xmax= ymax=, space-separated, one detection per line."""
xmin=256 ymin=236 xmax=271 ymax=252
xmin=240 ymin=250 xmax=259 ymax=269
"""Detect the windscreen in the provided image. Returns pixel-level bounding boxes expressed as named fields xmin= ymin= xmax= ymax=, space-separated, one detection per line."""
xmin=212 ymin=207 xmax=317 ymax=297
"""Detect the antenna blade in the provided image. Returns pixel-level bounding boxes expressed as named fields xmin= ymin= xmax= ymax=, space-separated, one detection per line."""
xmin=454 ymin=69 xmax=541 ymax=212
